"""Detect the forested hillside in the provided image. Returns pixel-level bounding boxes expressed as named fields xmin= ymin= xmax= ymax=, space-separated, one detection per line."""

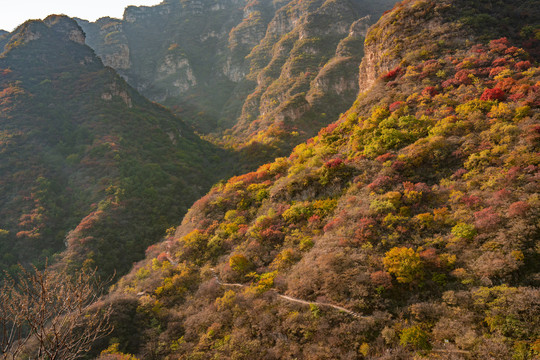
xmin=89 ymin=0 xmax=540 ymax=358
xmin=78 ymin=0 xmax=396 ymax=162
xmin=0 ymin=15 xmax=232 ymax=278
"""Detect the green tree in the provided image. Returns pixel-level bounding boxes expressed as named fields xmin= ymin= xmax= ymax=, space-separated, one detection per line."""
xmin=229 ymin=254 xmax=252 ymax=275
xmin=383 ymin=247 xmax=424 ymax=284
xmin=400 ymin=325 xmax=431 ymax=350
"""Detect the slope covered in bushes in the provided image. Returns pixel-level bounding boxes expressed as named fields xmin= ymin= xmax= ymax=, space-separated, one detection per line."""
xmin=91 ymin=0 xmax=540 ymax=358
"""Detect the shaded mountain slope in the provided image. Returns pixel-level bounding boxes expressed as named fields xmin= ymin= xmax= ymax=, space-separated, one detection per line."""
xmin=0 ymin=30 xmax=8 ymax=48
xmin=92 ymin=0 xmax=540 ymax=358
xmin=78 ymin=0 xmax=396 ymax=163
xmin=0 ymin=15 xmax=232 ymax=278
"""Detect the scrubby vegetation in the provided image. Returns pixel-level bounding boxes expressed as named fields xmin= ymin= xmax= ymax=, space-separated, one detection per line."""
xmin=1 ymin=0 xmax=539 ymax=358
xmin=82 ymin=0 xmax=540 ymax=358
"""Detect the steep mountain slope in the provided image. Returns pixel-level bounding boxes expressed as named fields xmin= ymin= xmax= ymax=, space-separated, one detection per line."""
xmin=93 ymin=0 xmax=540 ymax=358
xmin=0 ymin=15 xmax=231 ymax=278
xmin=78 ymin=0 xmax=396 ymax=161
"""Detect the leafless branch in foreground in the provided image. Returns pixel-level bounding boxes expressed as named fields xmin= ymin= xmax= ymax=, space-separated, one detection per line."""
xmin=0 ymin=265 xmax=112 ymax=360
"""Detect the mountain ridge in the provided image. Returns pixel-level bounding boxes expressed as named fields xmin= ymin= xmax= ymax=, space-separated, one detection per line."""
xmin=0 ymin=15 xmax=233 ymax=278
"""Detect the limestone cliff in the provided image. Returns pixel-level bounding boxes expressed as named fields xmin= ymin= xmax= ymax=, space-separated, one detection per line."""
xmin=357 ymin=0 xmax=467 ymax=93
xmin=78 ymin=0 xmax=396 ymax=158
xmin=228 ymin=0 xmax=395 ymax=157
xmin=76 ymin=17 xmax=131 ymax=70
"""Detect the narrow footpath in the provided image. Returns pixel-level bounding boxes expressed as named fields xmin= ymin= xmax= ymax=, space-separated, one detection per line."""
xmin=209 ymin=269 xmax=471 ymax=355
xmin=212 ymin=270 xmax=364 ymax=318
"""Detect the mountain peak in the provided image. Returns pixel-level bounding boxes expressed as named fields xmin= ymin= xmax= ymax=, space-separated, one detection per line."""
xmin=43 ymin=14 xmax=86 ymax=44
xmin=0 ymin=13 xmax=231 ymax=280
xmin=4 ymin=15 xmax=86 ymax=53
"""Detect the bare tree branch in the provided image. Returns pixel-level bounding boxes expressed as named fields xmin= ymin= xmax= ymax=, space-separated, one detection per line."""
xmin=0 ymin=265 xmax=112 ymax=360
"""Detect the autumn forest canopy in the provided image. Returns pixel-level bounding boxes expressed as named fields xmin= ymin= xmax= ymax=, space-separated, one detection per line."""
xmin=0 ymin=0 xmax=539 ymax=359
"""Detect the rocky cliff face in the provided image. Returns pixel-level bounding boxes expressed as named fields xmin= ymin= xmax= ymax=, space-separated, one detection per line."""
xmin=228 ymin=0 xmax=382 ymax=156
xmin=357 ymin=0 xmax=467 ymax=93
xmin=78 ymin=0 xmax=250 ymax=133
xmin=78 ymin=0 xmax=396 ymax=158
xmin=76 ymin=17 xmax=131 ymax=70
xmin=308 ymin=16 xmax=371 ymax=99
xmin=224 ymin=0 xmax=282 ymax=83
xmin=357 ymin=0 xmax=539 ymax=93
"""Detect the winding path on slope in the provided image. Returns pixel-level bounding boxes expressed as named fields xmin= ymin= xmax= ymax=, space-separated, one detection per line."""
xmin=211 ymin=270 xmax=471 ymax=355
xmin=160 ymin=258 xmax=469 ymax=354
xmin=164 ymin=255 xmax=362 ymax=317
xmin=212 ymin=270 xmax=364 ymax=318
